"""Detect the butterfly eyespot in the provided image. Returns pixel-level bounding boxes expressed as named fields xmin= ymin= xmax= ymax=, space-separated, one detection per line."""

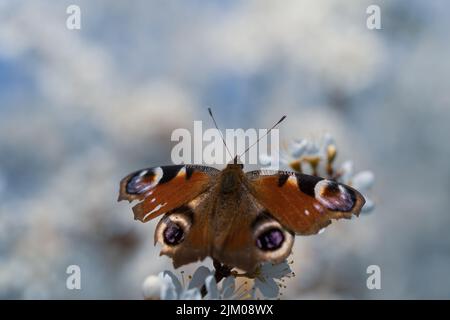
xmin=314 ymin=180 xmax=356 ymax=212
xmin=126 ymin=167 xmax=163 ymax=195
xmin=155 ymin=210 xmax=193 ymax=248
xmin=256 ymin=228 xmax=285 ymax=251
xmin=163 ymin=221 xmax=185 ymax=245
xmin=252 ymin=216 xmax=294 ymax=263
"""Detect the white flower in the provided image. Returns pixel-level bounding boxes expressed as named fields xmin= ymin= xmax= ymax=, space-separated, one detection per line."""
xmin=142 ymin=266 xmax=212 ymax=300
xmin=352 ymin=171 xmax=375 ymax=212
xmin=289 ymin=134 xmax=334 ymax=159
xmin=339 ymin=160 xmax=354 ymax=183
xmin=186 ymin=265 xmax=212 ymax=290
xmin=204 ymin=275 xmax=224 ymax=299
xmin=286 ymin=139 xmax=310 ymax=159
xmin=142 ymin=261 xmax=298 ymax=301
xmin=160 ymin=270 xmax=202 ymax=300
xmin=143 ymin=265 xmax=257 ymax=300
xmin=338 ymin=161 xmax=375 ymax=213
xmin=205 ymin=274 xmax=255 ymax=300
xmin=142 ymin=275 xmax=164 ymax=299
xmin=260 ymin=133 xmax=335 ymax=173
xmin=352 ymin=171 xmax=375 ymax=191
xmin=253 ymin=261 xmax=294 ymax=299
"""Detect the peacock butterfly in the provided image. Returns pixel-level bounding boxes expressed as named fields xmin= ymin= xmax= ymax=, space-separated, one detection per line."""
xmin=118 ymin=110 xmax=365 ymax=272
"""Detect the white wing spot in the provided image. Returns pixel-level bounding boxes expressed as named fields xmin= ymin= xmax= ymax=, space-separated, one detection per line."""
xmin=143 ymin=202 xmax=168 ymax=221
xmin=176 ymin=166 xmax=187 ymax=178
xmin=132 ymin=167 xmax=163 ymax=194
xmin=304 ymin=209 xmax=310 ymax=216
xmin=138 ymin=170 xmax=148 ymax=177
xmin=313 ymin=202 xmax=326 ymax=214
xmin=287 ymin=175 xmax=297 ymax=185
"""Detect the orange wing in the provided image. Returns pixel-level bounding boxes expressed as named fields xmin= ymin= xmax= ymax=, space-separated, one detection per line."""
xmin=118 ymin=165 xmax=219 ymax=222
xmin=245 ymin=170 xmax=365 ymax=235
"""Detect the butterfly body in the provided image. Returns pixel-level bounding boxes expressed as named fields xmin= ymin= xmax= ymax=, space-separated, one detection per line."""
xmin=119 ymin=162 xmax=365 ymax=272
xmin=203 ymin=163 xmax=277 ymax=271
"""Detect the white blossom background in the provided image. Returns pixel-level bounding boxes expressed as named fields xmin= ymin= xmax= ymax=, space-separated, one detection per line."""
xmin=1 ymin=0 xmax=450 ymax=299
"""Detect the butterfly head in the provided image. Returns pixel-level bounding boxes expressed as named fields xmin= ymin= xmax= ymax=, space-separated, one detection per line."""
xmin=225 ymin=155 xmax=244 ymax=170
xmin=221 ymin=157 xmax=245 ymax=194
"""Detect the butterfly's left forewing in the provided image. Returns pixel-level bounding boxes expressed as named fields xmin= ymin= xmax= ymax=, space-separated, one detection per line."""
xmin=118 ymin=165 xmax=219 ymax=222
xmin=245 ymin=170 xmax=365 ymax=235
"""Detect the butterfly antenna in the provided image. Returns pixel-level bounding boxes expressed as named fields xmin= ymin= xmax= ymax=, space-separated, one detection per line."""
xmin=239 ymin=115 xmax=287 ymax=158
xmin=208 ymin=107 xmax=234 ymax=161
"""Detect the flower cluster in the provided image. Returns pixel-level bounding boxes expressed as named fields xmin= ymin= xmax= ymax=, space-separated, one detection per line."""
xmin=142 ymin=260 xmax=294 ymax=300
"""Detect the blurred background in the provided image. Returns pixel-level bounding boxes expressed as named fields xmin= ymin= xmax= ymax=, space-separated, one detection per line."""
xmin=1 ymin=0 xmax=450 ymax=299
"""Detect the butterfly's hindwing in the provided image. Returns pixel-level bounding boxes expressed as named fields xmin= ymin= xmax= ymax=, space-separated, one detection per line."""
xmin=154 ymin=198 xmax=212 ymax=268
